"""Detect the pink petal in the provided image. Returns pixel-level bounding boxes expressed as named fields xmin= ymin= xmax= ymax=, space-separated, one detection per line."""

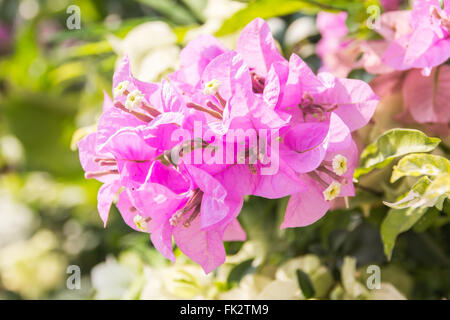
xmin=236 ymin=18 xmax=285 ymax=76
xmin=184 ymin=165 xmax=229 ymax=228
xmin=263 ymin=61 xmax=289 ymax=109
xmin=97 ymin=182 xmax=120 ymax=227
xmin=202 ymin=50 xmax=252 ymax=101
xmin=253 ymin=163 xmax=305 ymax=199
xmin=96 ymin=92 xmax=143 ymax=150
xmin=113 ymin=55 xmax=160 ymax=99
xmin=172 ymin=196 xmax=243 ymax=273
xmin=403 ymin=66 xmax=450 ymax=124
xmin=177 ymin=34 xmax=226 ymax=87
xmin=149 ymin=220 xmax=175 ymax=263
xmin=281 ymin=54 xmax=323 ymax=108
xmin=316 ymin=77 xmax=379 ymax=131
xmin=281 ymin=177 xmax=330 ymax=229
xmin=223 ymin=219 xmax=246 ymax=241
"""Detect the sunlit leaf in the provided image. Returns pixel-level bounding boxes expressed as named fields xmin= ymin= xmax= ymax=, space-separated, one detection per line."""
xmin=421 ymin=173 xmax=450 ymax=210
xmin=383 ymin=176 xmax=432 ymax=209
xmin=216 ymin=0 xmax=333 ymax=36
xmin=355 ymin=129 xmax=441 ymax=179
xmin=136 ymin=0 xmax=198 ymax=25
xmin=391 ymin=154 xmax=450 ymax=183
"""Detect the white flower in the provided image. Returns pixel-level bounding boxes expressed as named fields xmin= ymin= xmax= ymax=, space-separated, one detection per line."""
xmin=91 ymin=256 xmax=136 ymax=300
xmin=203 ymin=79 xmax=221 ymax=95
xmin=323 ymin=181 xmax=342 ymax=201
xmin=113 ymin=80 xmax=130 ymax=98
xmin=125 ymin=90 xmax=144 ymax=111
xmin=133 ymin=215 xmax=147 ymax=232
xmin=332 ymin=154 xmax=348 ymax=176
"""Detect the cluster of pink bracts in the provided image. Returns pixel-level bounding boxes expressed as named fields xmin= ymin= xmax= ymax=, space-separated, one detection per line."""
xmin=78 ymin=18 xmax=379 ymax=273
xmin=317 ymin=0 xmax=450 ymax=127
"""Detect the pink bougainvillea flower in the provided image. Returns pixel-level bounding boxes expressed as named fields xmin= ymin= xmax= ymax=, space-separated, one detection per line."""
xmin=316 ymin=12 xmax=363 ymax=77
xmin=382 ymin=0 xmax=450 ymax=73
xmin=369 ymin=64 xmax=450 ymax=127
xmin=279 ymin=54 xmax=378 ymax=132
xmin=77 ymin=17 xmax=378 ymax=273
xmin=128 ymin=162 xmax=246 ymax=273
xmin=316 ymin=11 xmax=403 ymax=77
xmin=281 ymin=138 xmax=358 ymax=229
xmin=402 ymin=65 xmax=450 ymax=124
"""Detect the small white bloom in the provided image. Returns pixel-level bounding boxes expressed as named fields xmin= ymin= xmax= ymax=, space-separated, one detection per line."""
xmin=203 ymin=79 xmax=221 ymax=95
xmin=323 ymin=181 xmax=341 ymax=201
xmin=125 ymin=89 xmax=144 ymax=111
xmin=113 ymin=80 xmax=130 ymax=97
xmin=133 ymin=215 xmax=147 ymax=231
xmin=332 ymin=154 xmax=348 ymax=176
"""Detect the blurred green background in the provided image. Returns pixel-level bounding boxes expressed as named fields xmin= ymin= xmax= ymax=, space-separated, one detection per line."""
xmin=0 ymin=0 xmax=448 ymax=300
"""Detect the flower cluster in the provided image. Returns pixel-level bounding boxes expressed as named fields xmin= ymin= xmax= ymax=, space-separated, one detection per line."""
xmin=317 ymin=0 xmax=450 ymax=130
xmin=78 ymin=18 xmax=378 ymax=273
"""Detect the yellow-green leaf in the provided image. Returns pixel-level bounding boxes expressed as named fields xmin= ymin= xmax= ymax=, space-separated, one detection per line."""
xmin=391 ymin=154 xmax=450 ymax=183
xmin=355 ymin=129 xmax=441 ymax=179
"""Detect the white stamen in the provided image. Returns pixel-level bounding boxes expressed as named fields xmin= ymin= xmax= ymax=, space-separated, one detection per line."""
xmin=125 ymin=89 xmax=144 ymax=111
xmin=133 ymin=214 xmax=148 ymax=231
xmin=332 ymin=154 xmax=348 ymax=176
xmin=114 ymin=80 xmax=130 ymax=98
xmin=323 ymin=181 xmax=341 ymax=201
xmin=203 ymin=79 xmax=221 ymax=95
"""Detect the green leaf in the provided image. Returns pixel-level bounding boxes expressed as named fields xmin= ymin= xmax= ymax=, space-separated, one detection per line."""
xmin=136 ymin=0 xmax=198 ymax=25
xmin=422 ymin=173 xmax=450 ymax=210
xmin=385 ymin=173 xmax=450 ymax=211
xmin=355 ymin=129 xmax=441 ymax=179
xmin=216 ymin=0 xmax=334 ymax=36
xmin=383 ymin=176 xmax=432 ymax=209
xmin=227 ymin=259 xmax=255 ymax=285
xmin=381 ymin=206 xmax=428 ymax=260
xmin=180 ymin=0 xmax=207 ymax=22
xmin=413 ymin=208 xmax=440 ymax=233
xmin=215 ymin=0 xmax=378 ymax=36
xmin=391 ymin=154 xmax=450 ymax=183
xmin=296 ymin=269 xmax=315 ymax=299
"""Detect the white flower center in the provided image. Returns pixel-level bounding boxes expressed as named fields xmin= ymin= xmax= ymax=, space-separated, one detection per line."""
xmin=133 ymin=214 xmax=148 ymax=231
xmin=203 ymin=79 xmax=221 ymax=95
xmin=114 ymin=80 xmax=130 ymax=98
xmin=323 ymin=181 xmax=341 ymax=201
xmin=332 ymin=154 xmax=348 ymax=176
xmin=125 ymin=89 xmax=144 ymax=111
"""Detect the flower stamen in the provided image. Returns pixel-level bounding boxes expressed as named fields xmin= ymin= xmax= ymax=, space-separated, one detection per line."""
xmin=114 ymin=101 xmax=153 ymax=122
xmin=186 ymin=102 xmax=223 ymax=119
xmin=133 ymin=214 xmax=151 ymax=232
xmin=323 ymin=181 xmax=342 ymax=201
xmin=85 ymin=169 xmax=119 ymax=179
xmin=113 ymin=80 xmax=130 ymax=98
xmin=203 ymin=79 xmax=221 ymax=95
xmin=125 ymin=89 xmax=144 ymax=111
xmin=332 ymin=154 xmax=348 ymax=176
